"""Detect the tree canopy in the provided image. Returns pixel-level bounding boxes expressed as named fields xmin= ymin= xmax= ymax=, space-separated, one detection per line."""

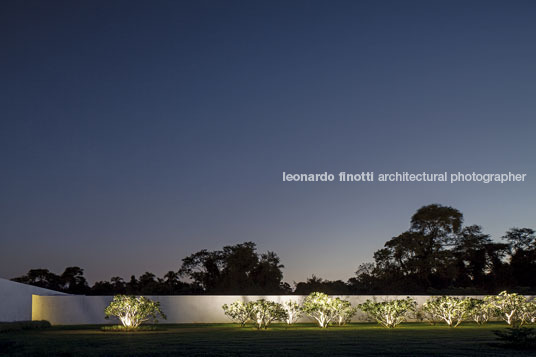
xmin=11 ymin=204 xmax=536 ymax=295
xmin=349 ymin=204 xmax=533 ymax=294
xmin=179 ymin=241 xmax=289 ymax=294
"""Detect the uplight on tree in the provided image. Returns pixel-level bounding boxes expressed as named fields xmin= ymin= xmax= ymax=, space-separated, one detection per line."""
xmin=332 ymin=298 xmax=357 ymax=326
xmin=302 ymin=292 xmax=339 ymax=328
xmin=422 ymin=296 xmax=470 ymax=327
xmin=358 ymin=297 xmax=416 ymax=328
xmin=522 ymin=301 xmax=536 ymax=324
xmin=282 ymin=301 xmax=302 ymax=325
xmin=250 ymin=299 xmax=286 ymax=329
xmin=485 ymin=291 xmax=529 ymax=327
xmin=466 ymin=298 xmax=492 ymax=325
xmin=222 ymin=301 xmax=253 ymax=327
xmin=104 ymin=295 xmax=166 ymax=329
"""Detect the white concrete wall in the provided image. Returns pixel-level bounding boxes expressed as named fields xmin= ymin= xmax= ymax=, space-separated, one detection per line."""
xmin=33 ymin=294 xmax=497 ymax=325
xmin=0 ymin=278 xmax=67 ymax=322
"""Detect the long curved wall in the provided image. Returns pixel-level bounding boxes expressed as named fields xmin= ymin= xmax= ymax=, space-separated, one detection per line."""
xmin=0 ymin=278 xmax=67 ymax=322
xmin=32 ymin=294 xmax=491 ymax=325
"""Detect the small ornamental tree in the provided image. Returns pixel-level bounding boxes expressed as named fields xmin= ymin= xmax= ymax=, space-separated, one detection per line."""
xmin=466 ymin=298 xmax=492 ymax=325
xmin=522 ymin=301 xmax=536 ymax=324
xmin=104 ymin=295 xmax=166 ymax=328
xmin=282 ymin=301 xmax=302 ymax=325
xmin=422 ymin=296 xmax=470 ymax=327
xmin=250 ymin=299 xmax=286 ymax=329
xmin=486 ymin=291 xmax=529 ymax=327
xmin=332 ymin=298 xmax=357 ymax=326
xmin=302 ymin=292 xmax=338 ymax=328
xmin=358 ymin=297 xmax=416 ymax=328
xmin=417 ymin=306 xmax=439 ymax=325
xmin=222 ymin=301 xmax=253 ymax=327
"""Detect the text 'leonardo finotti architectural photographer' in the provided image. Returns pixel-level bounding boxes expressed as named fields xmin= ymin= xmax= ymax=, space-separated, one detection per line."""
xmin=282 ymin=171 xmax=527 ymax=184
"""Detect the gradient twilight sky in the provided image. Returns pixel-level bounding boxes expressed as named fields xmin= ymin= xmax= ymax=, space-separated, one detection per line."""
xmin=1 ymin=0 xmax=535 ymax=285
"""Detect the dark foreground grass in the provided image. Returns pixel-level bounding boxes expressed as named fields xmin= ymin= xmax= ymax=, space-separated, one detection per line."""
xmin=0 ymin=322 xmax=534 ymax=356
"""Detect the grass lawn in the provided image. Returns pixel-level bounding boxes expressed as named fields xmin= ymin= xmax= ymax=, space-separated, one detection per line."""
xmin=0 ymin=322 xmax=534 ymax=356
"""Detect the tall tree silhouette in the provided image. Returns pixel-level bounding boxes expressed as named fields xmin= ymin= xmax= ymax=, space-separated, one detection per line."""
xmin=503 ymin=228 xmax=536 ymax=287
xmin=360 ymin=204 xmax=463 ymax=292
xmin=179 ymin=242 xmax=287 ymax=294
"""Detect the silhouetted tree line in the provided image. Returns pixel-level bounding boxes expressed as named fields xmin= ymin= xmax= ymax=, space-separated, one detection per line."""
xmin=11 ymin=204 xmax=536 ymax=295
xmin=347 ymin=204 xmax=536 ymax=294
xmin=12 ymin=242 xmax=290 ymax=295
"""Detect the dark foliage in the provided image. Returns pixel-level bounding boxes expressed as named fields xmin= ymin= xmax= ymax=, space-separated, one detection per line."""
xmin=12 ymin=267 xmax=90 ymax=294
xmin=294 ymin=275 xmax=351 ymax=295
xmin=11 ymin=204 xmax=536 ymax=295
xmin=493 ymin=328 xmax=536 ymax=350
xmin=348 ymin=204 xmax=536 ymax=294
xmin=12 ymin=242 xmax=288 ymax=295
xmin=179 ymin=242 xmax=290 ymax=294
xmin=0 ymin=321 xmax=51 ymax=333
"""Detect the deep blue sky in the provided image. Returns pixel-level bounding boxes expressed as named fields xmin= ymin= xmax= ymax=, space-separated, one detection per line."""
xmin=1 ymin=0 xmax=535 ymax=284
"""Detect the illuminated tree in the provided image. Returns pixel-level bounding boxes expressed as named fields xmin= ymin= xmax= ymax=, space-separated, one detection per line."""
xmin=332 ymin=298 xmax=357 ymax=326
xmin=104 ymin=295 xmax=166 ymax=328
xmin=222 ymin=301 xmax=253 ymax=326
xmin=486 ymin=291 xmax=529 ymax=327
xmin=302 ymin=292 xmax=339 ymax=328
xmin=358 ymin=297 xmax=416 ymax=328
xmin=466 ymin=298 xmax=492 ymax=325
xmin=282 ymin=301 xmax=303 ymax=325
xmin=522 ymin=301 xmax=536 ymax=324
xmin=250 ymin=299 xmax=286 ymax=329
xmin=422 ymin=296 xmax=470 ymax=327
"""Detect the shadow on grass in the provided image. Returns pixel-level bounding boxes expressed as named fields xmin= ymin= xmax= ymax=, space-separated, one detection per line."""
xmin=3 ymin=322 xmax=536 ymax=356
xmin=491 ymin=327 xmax=536 ymax=350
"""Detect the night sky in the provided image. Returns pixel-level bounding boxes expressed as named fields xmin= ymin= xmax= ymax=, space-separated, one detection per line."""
xmin=1 ymin=0 xmax=535 ymax=284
